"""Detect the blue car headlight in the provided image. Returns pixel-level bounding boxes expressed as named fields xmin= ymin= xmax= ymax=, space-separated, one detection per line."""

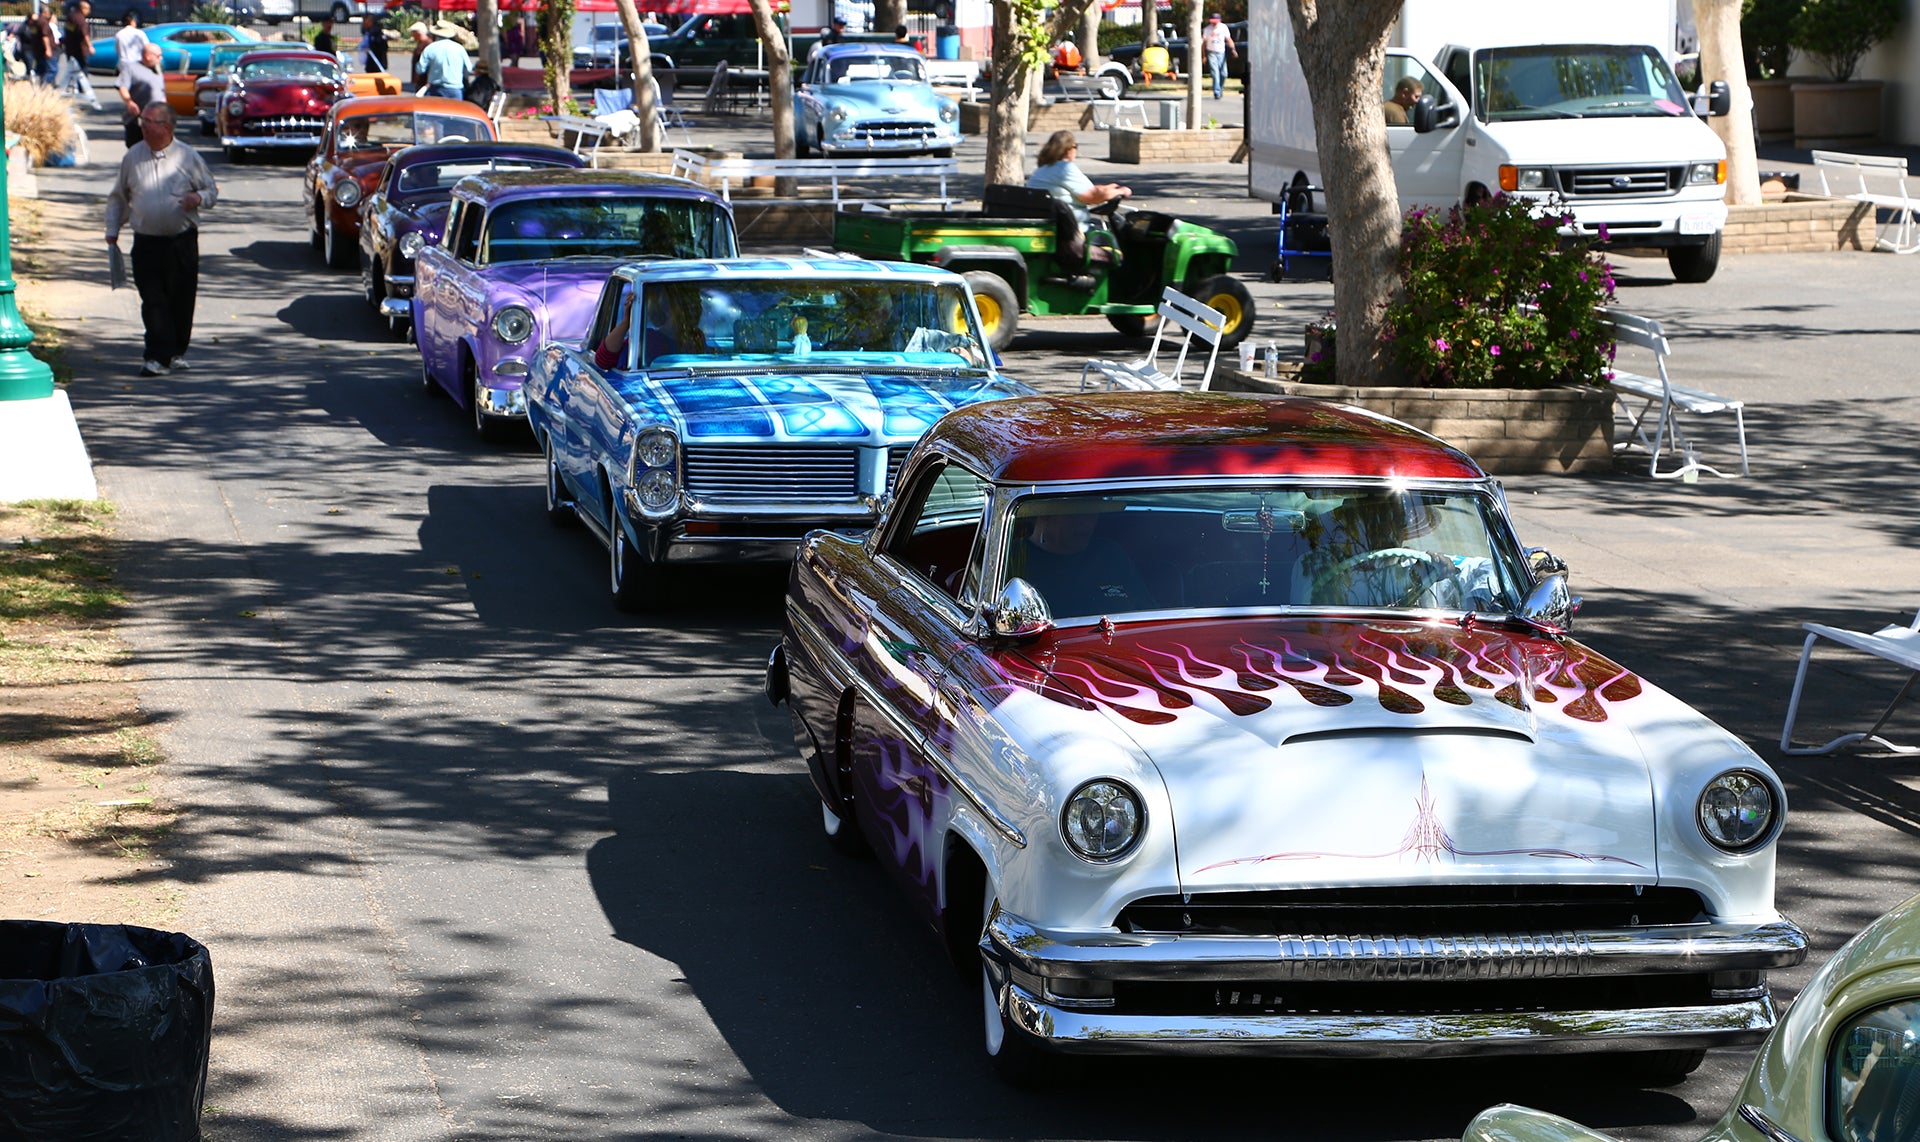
xmin=829 ymin=105 xmax=849 ymax=124
xmin=939 ymin=102 xmax=957 ymax=123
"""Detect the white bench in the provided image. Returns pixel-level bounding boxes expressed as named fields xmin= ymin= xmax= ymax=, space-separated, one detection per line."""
xmin=667 ymin=150 xmax=960 ymax=209
xmin=1079 ymin=287 xmax=1227 ymax=392
xmin=1811 ymin=149 xmax=1919 ymax=254
xmin=1781 ymin=608 xmax=1920 ymax=755
xmin=1050 ymin=73 xmax=1147 ymax=130
xmin=1603 ymin=310 xmax=1749 ymax=479
xmin=544 ymin=114 xmax=614 ymax=160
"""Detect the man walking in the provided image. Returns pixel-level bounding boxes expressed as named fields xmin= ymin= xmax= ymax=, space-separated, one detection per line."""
xmin=416 ymin=20 xmax=471 ymax=100
xmin=116 ymin=41 xmax=164 ymax=146
xmin=1201 ymin=13 xmax=1235 ymax=100
xmin=113 ymin=11 xmax=147 ymax=82
xmin=359 ymin=13 xmax=387 ymax=73
xmin=104 ymin=103 xmax=218 ymax=378
xmin=312 ymin=14 xmax=337 ymax=57
xmin=57 ymin=1 xmax=101 ymax=111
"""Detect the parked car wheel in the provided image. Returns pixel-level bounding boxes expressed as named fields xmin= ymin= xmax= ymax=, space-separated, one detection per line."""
xmin=1106 ymin=311 xmax=1161 ymax=338
xmin=962 ymin=270 xmax=1018 ymax=352
xmin=608 ymin=514 xmax=658 ymax=612
xmin=1192 ymin=273 xmax=1255 ymax=348
xmin=309 ymin=201 xmax=324 ymax=251
xmin=329 ymin=1 xmax=350 ymax=22
xmin=419 ymin=354 xmax=440 ymax=397
xmin=1668 ymin=232 xmax=1721 ymax=283
xmin=469 ymin=363 xmax=511 ymax=443
xmin=542 ymin=434 xmax=578 ymax=527
xmin=795 ymin=127 xmax=811 ymax=157
xmin=361 ymin=252 xmax=383 ymax=311
xmin=1616 ymin=1048 xmax=1707 ymax=1086
xmin=323 ymin=213 xmax=357 ymax=271
xmin=1094 ymin=66 xmax=1128 ymax=100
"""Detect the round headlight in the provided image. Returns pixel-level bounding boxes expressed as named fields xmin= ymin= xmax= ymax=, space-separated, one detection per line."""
xmin=333 ymin=180 xmax=362 ymax=209
xmin=939 ymin=102 xmax=957 ymax=123
xmin=829 ymin=106 xmax=849 ymax=123
xmin=634 ymin=428 xmax=676 ymax=469
xmin=398 ymin=231 xmax=426 ymax=258
xmin=491 ymin=304 xmax=534 ymax=344
xmin=635 ymin=468 xmax=677 ymax=511
xmin=1697 ymin=770 xmax=1777 ymax=852
xmin=1061 ymin=779 xmax=1143 ymax=861
xmin=225 ymin=98 xmax=246 ymax=117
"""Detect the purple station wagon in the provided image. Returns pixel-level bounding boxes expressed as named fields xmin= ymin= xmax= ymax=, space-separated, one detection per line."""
xmin=411 ymin=169 xmax=737 ymax=441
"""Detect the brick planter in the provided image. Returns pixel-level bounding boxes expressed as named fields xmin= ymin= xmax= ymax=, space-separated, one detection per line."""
xmin=1107 ymin=126 xmax=1243 ymax=165
xmin=1723 ymin=194 xmax=1872 ymax=253
xmin=1215 ymin=369 xmax=1615 ymax=475
xmin=959 ymin=99 xmax=1101 ymax=136
xmin=494 ymin=118 xmax=555 ymax=144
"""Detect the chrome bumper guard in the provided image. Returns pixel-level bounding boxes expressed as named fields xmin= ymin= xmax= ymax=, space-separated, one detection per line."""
xmin=378 ymin=297 xmax=410 ymax=320
xmin=476 ymin=385 xmax=527 ymax=420
xmin=982 ymin=911 xmax=1806 ymax=1057
xmin=222 ymin=134 xmax=322 ymax=147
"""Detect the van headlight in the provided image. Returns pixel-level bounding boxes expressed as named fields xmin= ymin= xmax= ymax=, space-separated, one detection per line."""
xmin=491 ymin=305 xmax=534 ymax=344
xmin=1687 ymin=160 xmax=1727 ymax=185
xmin=1061 ymin=779 xmax=1143 ymax=862
xmin=333 ymin=180 xmax=361 ymax=209
xmin=1697 ymin=770 xmax=1777 ymax=852
xmin=1497 ymin=165 xmax=1552 ymax=192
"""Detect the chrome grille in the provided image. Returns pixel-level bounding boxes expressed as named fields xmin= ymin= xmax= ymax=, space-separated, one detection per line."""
xmin=243 ymin=116 xmax=327 ymax=136
xmin=1557 ymin=166 xmax=1681 ymax=197
xmin=847 ymin=120 xmax=937 ymax=143
xmin=1118 ymin=885 xmax=1709 ymax=937
xmin=684 ymin=446 xmax=860 ymax=502
xmin=885 ymin=447 xmax=910 ymax=491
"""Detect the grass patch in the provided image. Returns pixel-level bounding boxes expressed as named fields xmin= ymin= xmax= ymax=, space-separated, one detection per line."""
xmin=0 ymin=500 xmax=123 ymax=626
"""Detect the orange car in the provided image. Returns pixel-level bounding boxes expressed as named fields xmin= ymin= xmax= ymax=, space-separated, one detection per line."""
xmin=303 ymin=95 xmax=498 ymax=270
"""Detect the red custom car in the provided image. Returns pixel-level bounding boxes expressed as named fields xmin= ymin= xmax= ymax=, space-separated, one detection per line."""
xmin=303 ymin=95 xmax=498 ymax=271
xmin=216 ymin=49 xmax=349 ymax=163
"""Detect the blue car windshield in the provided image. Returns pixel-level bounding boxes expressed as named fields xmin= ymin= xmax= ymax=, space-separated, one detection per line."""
xmin=633 ymin=278 xmax=986 ymax=369
xmin=480 ymin=197 xmax=735 ymax=264
xmin=827 ymin=55 xmax=925 ymax=83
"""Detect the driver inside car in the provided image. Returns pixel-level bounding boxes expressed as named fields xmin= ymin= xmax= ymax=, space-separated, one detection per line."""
xmin=1300 ymin=492 xmax=1453 ymax=609
xmin=1006 ymin=500 xmax=1152 ymax=619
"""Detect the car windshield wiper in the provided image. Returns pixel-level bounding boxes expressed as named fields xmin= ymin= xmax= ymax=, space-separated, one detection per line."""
xmin=1492 ymin=105 xmax=1584 ymax=120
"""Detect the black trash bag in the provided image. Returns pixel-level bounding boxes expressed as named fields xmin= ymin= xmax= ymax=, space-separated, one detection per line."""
xmin=0 ymin=921 xmax=214 ymax=1142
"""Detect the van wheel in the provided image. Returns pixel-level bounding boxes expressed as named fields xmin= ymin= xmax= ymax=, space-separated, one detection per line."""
xmin=962 ymin=271 xmax=1018 ymax=352
xmin=1668 ymin=232 xmax=1721 ymax=283
xmin=1464 ymin=183 xmax=1493 ymax=208
xmin=1192 ymin=273 xmax=1255 ymax=348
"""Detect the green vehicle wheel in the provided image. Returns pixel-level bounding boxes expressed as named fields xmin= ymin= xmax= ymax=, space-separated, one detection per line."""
xmin=963 ymin=271 xmax=1019 ymax=353
xmin=1192 ymin=274 xmax=1256 ymax=348
xmin=1106 ymin=312 xmax=1161 ymax=338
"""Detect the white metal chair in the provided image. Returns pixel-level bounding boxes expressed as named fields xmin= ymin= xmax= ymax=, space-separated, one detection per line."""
xmin=1079 ymin=287 xmax=1227 ymax=392
xmin=1603 ymin=310 xmax=1749 ymax=479
xmin=1781 ymin=609 xmax=1920 ymax=755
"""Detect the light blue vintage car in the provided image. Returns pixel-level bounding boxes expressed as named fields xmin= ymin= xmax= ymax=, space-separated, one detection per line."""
xmin=524 ymin=256 xmax=1029 ymax=611
xmin=795 ymin=42 xmax=961 ymax=157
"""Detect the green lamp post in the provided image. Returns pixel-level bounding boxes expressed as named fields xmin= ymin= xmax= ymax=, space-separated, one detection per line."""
xmin=0 ymin=75 xmax=57 ymax=402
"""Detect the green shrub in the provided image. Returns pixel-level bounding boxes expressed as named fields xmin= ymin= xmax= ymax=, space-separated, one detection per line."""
xmin=191 ymin=2 xmax=237 ymax=25
xmin=1383 ymin=194 xmax=1617 ymax=390
xmin=1791 ymin=0 xmax=1900 ymax=81
xmin=1742 ymin=0 xmax=1801 ymax=78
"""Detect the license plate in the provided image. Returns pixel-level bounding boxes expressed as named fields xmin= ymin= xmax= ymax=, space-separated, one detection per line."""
xmin=1679 ymin=212 xmax=1719 ymax=235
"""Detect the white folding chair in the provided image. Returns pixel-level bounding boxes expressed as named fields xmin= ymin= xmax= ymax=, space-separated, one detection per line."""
xmin=1781 ymin=609 xmax=1920 ymax=755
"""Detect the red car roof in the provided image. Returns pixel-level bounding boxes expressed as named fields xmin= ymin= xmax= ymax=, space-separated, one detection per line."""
xmin=329 ymin=94 xmax=493 ymax=120
xmin=929 ymin=392 xmax=1487 ymax=484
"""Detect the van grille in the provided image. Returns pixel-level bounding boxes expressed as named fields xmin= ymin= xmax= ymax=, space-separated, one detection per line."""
xmin=1557 ymin=166 xmax=1682 ymax=197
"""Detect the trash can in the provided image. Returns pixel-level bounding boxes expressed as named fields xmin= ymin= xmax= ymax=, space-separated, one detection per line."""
xmin=1154 ymin=99 xmax=1184 ymax=131
xmin=0 ymin=921 xmax=215 ymax=1142
xmin=935 ymin=25 xmax=960 ymax=60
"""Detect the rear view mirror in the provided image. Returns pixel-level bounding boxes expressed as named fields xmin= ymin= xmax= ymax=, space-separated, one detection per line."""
xmin=1222 ymin=508 xmax=1306 ymax=534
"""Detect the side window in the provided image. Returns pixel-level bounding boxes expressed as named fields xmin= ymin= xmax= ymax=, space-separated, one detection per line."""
xmin=451 ymin=202 xmax=483 ymax=263
xmin=885 ymin=462 xmax=992 ymax=603
xmin=1381 ymin=57 xmax=1441 ymax=125
xmin=586 ymin=279 xmax=632 ymax=355
xmin=1443 ymin=50 xmax=1472 ymax=111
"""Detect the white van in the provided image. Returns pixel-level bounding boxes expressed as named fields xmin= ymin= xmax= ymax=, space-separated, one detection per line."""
xmin=1248 ymin=0 xmax=1733 ymax=282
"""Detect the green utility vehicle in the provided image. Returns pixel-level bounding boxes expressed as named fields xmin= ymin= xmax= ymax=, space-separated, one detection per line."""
xmin=833 ymin=185 xmax=1254 ymax=351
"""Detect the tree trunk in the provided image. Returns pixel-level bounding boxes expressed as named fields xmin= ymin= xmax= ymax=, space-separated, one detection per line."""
xmin=540 ymin=0 xmax=574 ymax=112
xmin=1183 ymin=1 xmax=1201 ymax=130
xmin=614 ymin=0 xmax=658 ymax=152
xmin=1697 ymin=0 xmax=1759 ymax=206
xmin=745 ymin=0 xmax=794 ymax=193
xmin=1286 ymin=0 xmax=1403 ymax=387
xmin=475 ymin=0 xmax=500 ymax=90
xmin=986 ymin=0 xmax=1097 ymax=187
xmin=1142 ymin=1 xmax=1157 ymax=55
xmin=875 ymin=0 xmax=906 ymax=37
xmin=1079 ymin=4 xmax=1100 ymax=70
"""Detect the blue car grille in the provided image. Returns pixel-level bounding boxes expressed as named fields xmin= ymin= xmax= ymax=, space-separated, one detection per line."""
xmin=846 ymin=120 xmax=937 ymax=143
xmin=885 ymin=446 xmax=909 ymax=491
xmin=684 ymin=446 xmax=860 ymax=502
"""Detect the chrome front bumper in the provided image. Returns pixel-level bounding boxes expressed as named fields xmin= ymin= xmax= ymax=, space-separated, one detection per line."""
xmin=222 ymin=134 xmax=322 ymax=148
xmin=475 ymin=384 xmax=527 ymax=420
xmin=378 ymin=297 xmax=410 ymax=320
xmin=983 ymin=910 xmax=1807 ymax=1058
xmin=620 ymin=495 xmax=879 ymax=564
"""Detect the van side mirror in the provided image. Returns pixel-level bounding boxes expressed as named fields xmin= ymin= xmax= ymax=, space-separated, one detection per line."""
xmin=1694 ymin=79 xmax=1730 ymax=118
xmin=1411 ymin=94 xmax=1458 ymax=133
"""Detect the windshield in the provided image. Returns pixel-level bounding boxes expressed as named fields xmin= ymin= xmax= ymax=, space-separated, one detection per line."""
xmin=480 ymin=197 xmax=734 ymax=265
xmin=632 ymin=278 xmax=987 ymax=369
xmin=828 ymin=55 xmax=926 ymax=84
xmin=337 ymin=112 xmax=487 ymax=150
xmin=396 ymin=157 xmax=577 ymax=196
xmin=1475 ymin=45 xmax=1688 ymax=121
xmin=1002 ymin=485 xmax=1530 ymax=621
xmin=240 ymin=58 xmax=340 ymax=82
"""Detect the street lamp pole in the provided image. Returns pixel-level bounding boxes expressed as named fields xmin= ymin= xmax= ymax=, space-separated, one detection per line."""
xmin=0 ymin=76 xmax=58 ymax=402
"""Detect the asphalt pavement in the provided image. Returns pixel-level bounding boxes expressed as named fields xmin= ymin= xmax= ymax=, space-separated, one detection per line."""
xmin=19 ymin=99 xmax=1920 ymax=1142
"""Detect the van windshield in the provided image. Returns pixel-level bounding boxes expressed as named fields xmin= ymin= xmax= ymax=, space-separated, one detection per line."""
xmin=1474 ymin=45 xmax=1689 ymax=122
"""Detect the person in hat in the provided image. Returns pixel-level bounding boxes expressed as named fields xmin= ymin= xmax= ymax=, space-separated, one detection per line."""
xmin=808 ymin=13 xmax=847 ymax=61
xmin=1200 ymin=12 xmax=1235 ymax=100
xmin=417 ymin=19 xmax=472 ymax=100
xmin=406 ymin=20 xmax=432 ymax=89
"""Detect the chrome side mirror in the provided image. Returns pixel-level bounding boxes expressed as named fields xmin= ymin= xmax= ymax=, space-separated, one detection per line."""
xmin=1519 ymin=572 xmax=1577 ymax=634
xmin=988 ymin=577 xmax=1053 ymax=639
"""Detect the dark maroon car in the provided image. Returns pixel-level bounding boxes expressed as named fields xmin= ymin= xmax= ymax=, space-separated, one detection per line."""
xmin=216 ymin=49 xmax=348 ymax=163
xmin=358 ymin=142 xmax=587 ymax=331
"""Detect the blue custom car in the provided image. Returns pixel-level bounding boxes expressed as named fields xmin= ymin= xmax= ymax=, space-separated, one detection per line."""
xmin=360 ymin=142 xmax=587 ymax=330
xmin=412 ymin=169 xmax=735 ymax=442
xmin=795 ymin=42 xmax=960 ymax=157
xmin=90 ymin=22 xmax=262 ymax=73
xmin=526 ymin=256 xmax=1030 ymax=610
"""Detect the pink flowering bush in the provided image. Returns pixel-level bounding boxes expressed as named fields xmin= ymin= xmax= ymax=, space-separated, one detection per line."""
xmin=1383 ymin=193 xmax=1616 ymax=389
